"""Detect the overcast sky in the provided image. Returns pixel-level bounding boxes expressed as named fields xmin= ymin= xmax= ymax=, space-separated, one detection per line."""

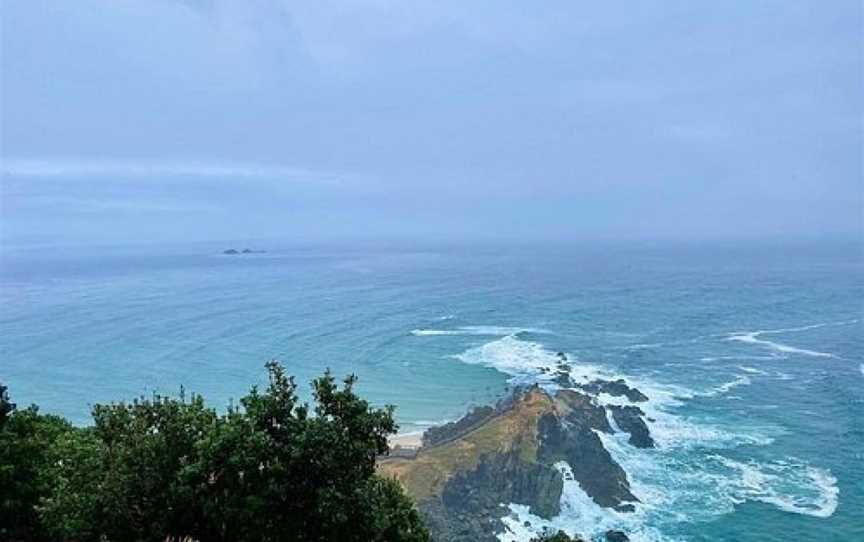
xmin=1 ymin=0 xmax=861 ymax=246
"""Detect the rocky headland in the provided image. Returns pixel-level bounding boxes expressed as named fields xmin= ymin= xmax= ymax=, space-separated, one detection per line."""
xmin=380 ymin=359 xmax=653 ymax=542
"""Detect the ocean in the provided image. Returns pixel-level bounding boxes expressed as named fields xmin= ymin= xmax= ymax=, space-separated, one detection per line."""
xmin=1 ymin=239 xmax=861 ymax=541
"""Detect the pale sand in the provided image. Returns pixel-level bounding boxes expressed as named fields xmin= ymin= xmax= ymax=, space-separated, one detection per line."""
xmin=389 ymin=431 xmax=423 ymax=449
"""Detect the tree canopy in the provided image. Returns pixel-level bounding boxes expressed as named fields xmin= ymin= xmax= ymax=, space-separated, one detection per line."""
xmin=0 ymin=362 xmax=429 ymax=542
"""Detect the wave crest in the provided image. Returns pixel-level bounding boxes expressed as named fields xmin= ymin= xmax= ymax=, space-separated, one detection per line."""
xmin=411 ymin=325 xmax=548 ymax=337
xmin=727 ymin=331 xmax=836 ymax=358
xmin=445 ymin=333 xmax=837 ymax=540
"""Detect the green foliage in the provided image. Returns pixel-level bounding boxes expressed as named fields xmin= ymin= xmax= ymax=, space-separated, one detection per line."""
xmin=0 ymin=364 xmax=429 ymax=542
xmin=0 ymin=383 xmax=14 ymax=429
xmin=0 ymin=400 xmax=73 ymax=541
xmin=38 ymin=427 xmax=102 ymax=542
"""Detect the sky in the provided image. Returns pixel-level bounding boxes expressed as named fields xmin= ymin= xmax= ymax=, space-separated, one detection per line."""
xmin=0 ymin=0 xmax=862 ymax=246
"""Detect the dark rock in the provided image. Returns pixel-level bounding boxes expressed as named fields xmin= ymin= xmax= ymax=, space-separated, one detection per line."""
xmin=441 ymin=451 xmax=563 ymax=519
xmin=223 ymin=248 xmax=239 ymax=254
xmin=608 ymin=405 xmax=654 ymax=448
xmin=423 ymin=451 xmax=564 ymax=542
xmin=552 ymin=354 xmax=573 ymax=386
xmin=578 ymin=379 xmax=648 ymax=402
xmin=422 ymin=405 xmax=496 ymax=447
xmin=555 ymin=389 xmax=613 ymax=433
xmin=537 ymin=394 xmax=638 ymax=509
xmin=554 ymin=370 xmax=573 ymax=387
xmin=606 ymin=529 xmax=630 ymax=542
xmin=420 ymin=499 xmax=499 ymax=542
xmin=382 ymin=387 xmax=641 ymax=541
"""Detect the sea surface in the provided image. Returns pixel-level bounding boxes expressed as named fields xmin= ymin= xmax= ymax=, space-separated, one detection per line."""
xmin=1 ymin=239 xmax=862 ymax=541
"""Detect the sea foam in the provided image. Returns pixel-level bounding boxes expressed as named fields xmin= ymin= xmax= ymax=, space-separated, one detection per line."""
xmin=724 ymin=319 xmax=859 ymax=359
xmin=727 ymin=331 xmax=836 ymax=358
xmin=448 ymin=332 xmax=837 ymax=540
xmin=709 ymin=456 xmax=839 ymax=518
xmin=411 ymin=325 xmax=548 ymax=337
xmin=737 ymin=365 xmax=769 ymax=375
xmin=498 ymin=462 xmax=668 ymax=542
xmin=696 ymin=375 xmax=752 ymax=397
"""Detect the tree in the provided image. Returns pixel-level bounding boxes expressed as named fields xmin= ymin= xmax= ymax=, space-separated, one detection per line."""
xmin=38 ymin=428 xmax=103 ymax=542
xmin=0 ymin=383 xmax=14 ymax=429
xmin=180 ymin=362 xmax=427 ymax=542
xmin=11 ymin=361 xmax=429 ymax=542
xmin=0 ymin=403 xmax=73 ymax=541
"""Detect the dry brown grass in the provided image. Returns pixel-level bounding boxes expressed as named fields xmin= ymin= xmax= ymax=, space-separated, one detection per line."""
xmin=378 ymin=388 xmax=556 ymax=502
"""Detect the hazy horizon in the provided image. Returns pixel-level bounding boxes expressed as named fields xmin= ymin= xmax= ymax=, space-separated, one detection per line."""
xmin=2 ymin=1 xmax=862 ymax=247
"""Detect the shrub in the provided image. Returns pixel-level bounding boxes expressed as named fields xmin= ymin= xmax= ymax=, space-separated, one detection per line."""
xmin=0 ymin=363 xmax=429 ymax=542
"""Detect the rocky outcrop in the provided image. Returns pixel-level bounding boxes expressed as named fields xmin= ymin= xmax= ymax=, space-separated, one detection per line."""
xmin=608 ymin=405 xmax=654 ymax=448
xmin=443 ymin=451 xmax=563 ymax=518
xmin=545 ymin=391 xmax=641 ymax=509
xmin=577 ymin=379 xmax=648 ymax=402
xmin=605 ymin=530 xmax=630 ymax=542
xmin=431 ymin=451 xmax=564 ymax=541
xmin=380 ymin=383 xmax=650 ymax=541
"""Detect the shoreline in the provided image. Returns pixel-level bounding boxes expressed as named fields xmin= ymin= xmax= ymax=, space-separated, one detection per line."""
xmin=389 ymin=430 xmax=424 ymax=449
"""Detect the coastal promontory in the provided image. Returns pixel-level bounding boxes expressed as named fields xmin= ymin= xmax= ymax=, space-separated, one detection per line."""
xmin=380 ymin=376 xmax=652 ymax=541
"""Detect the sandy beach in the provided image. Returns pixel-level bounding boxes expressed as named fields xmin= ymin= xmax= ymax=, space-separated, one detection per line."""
xmin=389 ymin=431 xmax=423 ymax=449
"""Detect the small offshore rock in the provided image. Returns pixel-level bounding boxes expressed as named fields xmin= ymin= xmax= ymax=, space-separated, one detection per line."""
xmin=605 ymin=529 xmax=630 ymax=542
xmin=579 ymin=379 xmax=649 ymax=402
xmin=608 ymin=405 xmax=655 ymax=448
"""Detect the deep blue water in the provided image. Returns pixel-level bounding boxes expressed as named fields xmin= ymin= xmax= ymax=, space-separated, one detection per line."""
xmin=1 ymin=239 xmax=862 ymax=541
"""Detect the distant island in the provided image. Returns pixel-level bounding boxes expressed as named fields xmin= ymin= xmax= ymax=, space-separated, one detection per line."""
xmin=222 ymin=248 xmax=266 ymax=255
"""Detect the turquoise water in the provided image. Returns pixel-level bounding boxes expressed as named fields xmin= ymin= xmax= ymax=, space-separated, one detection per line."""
xmin=1 ymin=240 xmax=862 ymax=541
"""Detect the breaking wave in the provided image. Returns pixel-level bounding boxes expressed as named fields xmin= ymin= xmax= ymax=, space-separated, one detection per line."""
xmin=727 ymin=331 xmax=836 ymax=358
xmin=499 ymin=462 xmax=667 ymax=542
xmin=708 ymin=456 xmax=839 ymax=518
xmin=449 ymin=333 xmax=838 ymax=541
xmin=737 ymin=365 xmax=770 ymax=375
xmin=725 ymin=320 xmax=857 ymax=359
xmin=696 ymin=375 xmax=752 ymax=397
xmin=411 ymin=325 xmax=549 ymax=337
xmin=699 ymin=355 xmax=784 ymax=362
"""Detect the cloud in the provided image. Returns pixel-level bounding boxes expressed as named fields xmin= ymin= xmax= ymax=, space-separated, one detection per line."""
xmin=662 ymin=123 xmax=733 ymax=144
xmin=12 ymin=194 xmax=220 ymax=214
xmin=0 ymin=158 xmax=347 ymax=184
xmin=0 ymin=1 xmax=860 ymax=244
